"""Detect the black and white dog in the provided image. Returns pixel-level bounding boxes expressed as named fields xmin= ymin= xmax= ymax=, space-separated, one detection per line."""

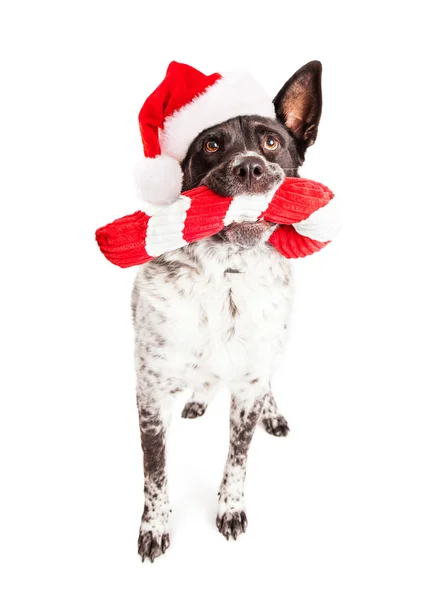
xmin=132 ymin=61 xmax=322 ymax=562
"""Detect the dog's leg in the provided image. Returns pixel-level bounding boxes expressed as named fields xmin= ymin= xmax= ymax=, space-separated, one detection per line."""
xmin=216 ymin=383 xmax=268 ymax=540
xmin=260 ymin=388 xmax=290 ymax=437
xmin=181 ymin=380 xmax=220 ymax=419
xmin=137 ymin=382 xmax=181 ymax=563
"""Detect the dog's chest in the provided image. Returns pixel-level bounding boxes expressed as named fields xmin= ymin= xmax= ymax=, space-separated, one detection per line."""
xmin=134 ymin=240 xmax=293 ymax=381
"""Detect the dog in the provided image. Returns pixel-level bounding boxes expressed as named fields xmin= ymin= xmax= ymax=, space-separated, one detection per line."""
xmin=132 ymin=61 xmax=323 ymax=562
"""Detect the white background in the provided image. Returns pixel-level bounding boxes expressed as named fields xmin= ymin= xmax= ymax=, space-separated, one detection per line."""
xmin=1 ymin=1 xmax=427 ymax=598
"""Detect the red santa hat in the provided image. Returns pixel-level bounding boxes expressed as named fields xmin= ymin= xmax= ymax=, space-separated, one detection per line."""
xmin=135 ymin=61 xmax=276 ymax=206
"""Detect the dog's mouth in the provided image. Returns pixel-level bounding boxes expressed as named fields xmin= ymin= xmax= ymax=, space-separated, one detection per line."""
xmin=199 ymin=160 xmax=284 ymax=247
xmin=218 ymin=220 xmax=275 ymax=247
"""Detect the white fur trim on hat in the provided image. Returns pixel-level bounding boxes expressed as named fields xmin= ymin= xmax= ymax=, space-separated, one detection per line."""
xmin=133 ymin=154 xmax=183 ymax=207
xmin=160 ymin=71 xmax=276 ymax=161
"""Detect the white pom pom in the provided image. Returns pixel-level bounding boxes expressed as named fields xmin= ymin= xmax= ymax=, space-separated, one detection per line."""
xmin=133 ymin=154 xmax=183 ymax=207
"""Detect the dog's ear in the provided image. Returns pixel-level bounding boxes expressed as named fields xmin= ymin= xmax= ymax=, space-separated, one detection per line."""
xmin=274 ymin=61 xmax=322 ymax=154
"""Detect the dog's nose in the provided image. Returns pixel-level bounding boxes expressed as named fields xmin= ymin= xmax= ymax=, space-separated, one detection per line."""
xmin=232 ymin=157 xmax=265 ymax=185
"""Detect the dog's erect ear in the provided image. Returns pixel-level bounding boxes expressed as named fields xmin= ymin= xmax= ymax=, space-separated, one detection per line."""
xmin=274 ymin=61 xmax=322 ymax=154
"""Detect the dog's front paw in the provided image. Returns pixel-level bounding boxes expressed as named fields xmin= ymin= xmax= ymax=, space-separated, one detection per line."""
xmin=138 ymin=522 xmax=170 ymax=563
xmin=261 ymin=414 xmax=290 ymax=437
xmin=216 ymin=509 xmax=248 ymax=540
xmin=181 ymin=401 xmax=207 ymax=419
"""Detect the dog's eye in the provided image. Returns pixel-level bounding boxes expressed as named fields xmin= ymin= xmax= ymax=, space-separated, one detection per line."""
xmin=205 ymin=139 xmax=219 ymax=153
xmin=264 ymin=136 xmax=279 ymax=151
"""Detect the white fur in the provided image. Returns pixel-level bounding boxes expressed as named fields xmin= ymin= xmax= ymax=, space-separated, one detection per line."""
xmin=134 ymin=154 xmax=183 ymax=206
xmin=293 ymin=194 xmax=343 ymax=242
xmin=139 ymin=479 xmax=170 ymax=538
xmin=218 ymin=462 xmax=246 ymax=517
xmin=159 ymin=71 xmax=276 ymax=161
xmin=145 ymin=195 xmax=191 ymax=257
xmin=133 ymin=239 xmax=293 ymax=386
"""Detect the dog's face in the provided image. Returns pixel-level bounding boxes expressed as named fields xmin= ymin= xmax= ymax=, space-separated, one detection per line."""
xmin=181 ymin=61 xmax=323 ymax=246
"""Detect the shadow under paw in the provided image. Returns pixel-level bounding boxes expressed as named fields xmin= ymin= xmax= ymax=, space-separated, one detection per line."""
xmin=138 ymin=530 xmax=170 ymax=563
xmin=181 ymin=401 xmax=207 ymax=419
xmin=262 ymin=415 xmax=290 ymax=437
xmin=216 ymin=511 xmax=248 ymax=540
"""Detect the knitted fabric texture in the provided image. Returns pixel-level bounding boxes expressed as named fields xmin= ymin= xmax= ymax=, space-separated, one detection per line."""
xmin=95 ymin=177 xmax=339 ymax=268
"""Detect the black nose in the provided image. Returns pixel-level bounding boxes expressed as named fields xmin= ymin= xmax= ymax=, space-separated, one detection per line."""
xmin=232 ymin=157 xmax=265 ymax=185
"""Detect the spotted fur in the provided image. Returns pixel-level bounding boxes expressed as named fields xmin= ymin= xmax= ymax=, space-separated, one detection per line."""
xmin=132 ymin=61 xmax=323 ymax=561
xmin=133 ymin=236 xmax=293 ymax=560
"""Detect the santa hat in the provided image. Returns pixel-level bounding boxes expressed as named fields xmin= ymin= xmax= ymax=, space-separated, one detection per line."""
xmin=135 ymin=61 xmax=276 ymax=206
